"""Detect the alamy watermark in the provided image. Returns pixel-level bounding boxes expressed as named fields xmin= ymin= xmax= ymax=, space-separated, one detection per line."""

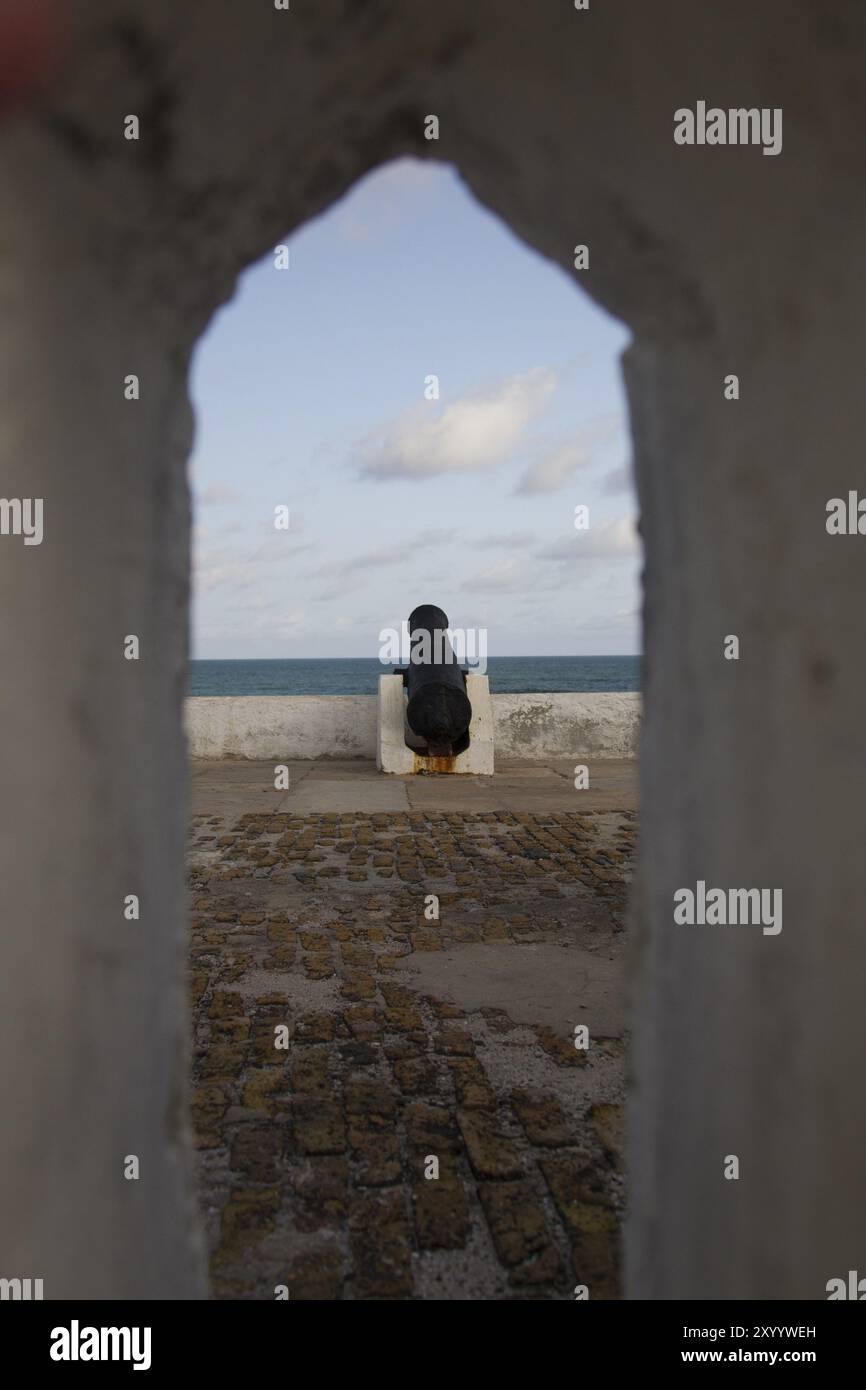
xmin=674 ymin=103 xmax=782 ymax=157
xmin=0 ymin=1276 xmax=43 ymax=1299
xmin=674 ymin=881 xmax=782 ymax=935
xmin=827 ymin=1270 xmax=866 ymax=1299
xmin=379 ymin=622 xmax=487 ymax=674
xmin=0 ymin=497 xmax=43 ymax=545
xmin=50 ymin=1321 xmax=151 ymax=1370
xmin=826 ymin=492 xmax=866 ymax=535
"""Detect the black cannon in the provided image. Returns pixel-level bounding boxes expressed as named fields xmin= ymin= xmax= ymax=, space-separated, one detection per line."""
xmin=396 ymin=605 xmax=472 ymax=759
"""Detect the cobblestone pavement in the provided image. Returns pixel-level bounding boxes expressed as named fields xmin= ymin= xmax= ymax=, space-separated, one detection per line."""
xmin=187 ymin=770 xmax=636 ymax=1300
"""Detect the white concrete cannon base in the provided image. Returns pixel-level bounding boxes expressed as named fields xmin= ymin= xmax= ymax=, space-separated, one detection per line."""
xmin=377 ymin=673 xmax=495 ymax=775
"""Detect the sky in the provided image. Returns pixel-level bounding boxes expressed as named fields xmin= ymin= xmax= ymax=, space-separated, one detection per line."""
xmin=188 ymin=157 xmax=640 ymax=660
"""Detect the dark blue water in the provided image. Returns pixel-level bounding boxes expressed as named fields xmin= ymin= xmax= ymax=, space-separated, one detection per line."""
xmin=189 ymin=656 xmax=641 ymax=696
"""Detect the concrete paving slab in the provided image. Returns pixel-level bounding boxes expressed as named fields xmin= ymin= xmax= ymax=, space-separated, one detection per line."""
xmin=189 ymin=760 xmax=315 ymax=820
xmin=404 ymin=777 xmax=513 ymax=812
xmin=189 ymin=759 xmax=303 ymax=784
xmin=285 ymin=777 xmax=410 ymax=812
xmin=189 ymin=788 xmax=282 ymax=822
xmin=299 ymin=760 xmax=385 ymax=780
xmin=392 ymin=940 xmax=624 ymax=1038
xmin=189 ymin=757 xmax=637 ymax=815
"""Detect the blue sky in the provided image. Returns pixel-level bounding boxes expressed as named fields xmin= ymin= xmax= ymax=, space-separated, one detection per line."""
xmin=188 ymin=158 xmax=640 ymax=659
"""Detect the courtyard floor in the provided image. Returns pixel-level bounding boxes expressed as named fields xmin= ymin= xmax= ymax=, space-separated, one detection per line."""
xmin=187 ymin=758 xmax=637 ymax=1299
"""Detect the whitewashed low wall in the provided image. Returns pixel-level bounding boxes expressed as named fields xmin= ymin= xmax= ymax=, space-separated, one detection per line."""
xmin=185 ymin=693 xmax=640 ymax=760
xmin=492 ymin=692 xmax=639 ymax=759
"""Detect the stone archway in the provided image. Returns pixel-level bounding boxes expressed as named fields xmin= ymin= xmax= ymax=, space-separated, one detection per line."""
xmin=1 ymin=0 xmax=864 ymax=1299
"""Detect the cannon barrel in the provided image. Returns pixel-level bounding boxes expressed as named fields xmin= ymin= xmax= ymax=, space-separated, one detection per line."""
xmin=401 ymin=604 xmax=472 ymax=758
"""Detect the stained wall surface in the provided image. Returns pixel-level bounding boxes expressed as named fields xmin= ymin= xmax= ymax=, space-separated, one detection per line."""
xmin=185 ymin=694 xmax=640 ymax=761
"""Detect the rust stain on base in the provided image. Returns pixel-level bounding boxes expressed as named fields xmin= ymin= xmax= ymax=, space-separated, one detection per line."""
xmin=412 ymin=753 xmax=458 ymax=775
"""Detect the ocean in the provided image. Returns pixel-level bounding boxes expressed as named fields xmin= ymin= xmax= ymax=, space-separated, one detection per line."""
xmin=189 ymin=656 xmax=641 ymax=697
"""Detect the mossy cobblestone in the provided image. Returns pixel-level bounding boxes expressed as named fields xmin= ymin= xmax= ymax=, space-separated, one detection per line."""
xmin=188 ymin=807 xmax=635 ymax=1299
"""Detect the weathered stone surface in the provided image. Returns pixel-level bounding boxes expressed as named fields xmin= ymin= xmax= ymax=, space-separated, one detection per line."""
xmin=292 ymin=1100 xmax=346 ymax=1156
xmin=450 ymin=1058 xmax=497 ymax=1111
xmin=571 ymin=1231 xmax=621 ymax=1301
xmin=413 ymin=1179 xmax=472 ymax=1250
xmin=285 ymin=1248 xmax=344 ymax=1302
xmin=213 ymin=1190 xmax=281 ymax=1270
xmin=540 ymin=1154 xmax=618 ymax=1239
xmin=229 ymin=1125 xmax=282 ymax=1183
xmin=457 ymin=1110 xmax=524 ymax=1181
xmin=511 ymin=1089 xmax=572 ymax=1148
xmin=293 ymin=1158 xmax=349 ymax=1232
xmin=242 ymin=1068 xmax=286 ymax=1116
xmin=184 ymin=800 xmax=636 ymax=1296
xmin=590 ymin=1103 xmax=625 ymax=1171
xmin=478 ymin=1181 xmax=563 ymax=1285
xmin=349 ymin=1191 xmax=413 ymax=1299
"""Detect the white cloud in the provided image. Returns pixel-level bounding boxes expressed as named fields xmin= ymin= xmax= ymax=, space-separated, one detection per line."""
xmin=247 ymin=537 xmax=315 ymax=563
xmin=193 ymin=533 xmax=316 ymax=595
xmin=474 ymin=530 xmax=537 ymax=550
xmin=257 ymin=608 xmax=308 ymax=639
xmin=460 ymin=557 xmax=534 ymax=594
xmin=224 ymin=592 xmax=275 ymax=615
xmin=534 ymin=516 xmax=639 ymax=561
xmin=354 ymin=367 xmax=556 ymax=481
xmin=193 ymin=550 xmax=260 ymax=594
xmin=306 ymin=530 xmax=453 ymax=588
xmin=311 ymin=546 xmax=411 ymax=582
xmin=515 ymin=437 xmax=589 ymax=495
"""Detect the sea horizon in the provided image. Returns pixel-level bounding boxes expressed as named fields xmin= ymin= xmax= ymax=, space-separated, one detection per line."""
xmin=189 ymin=655 xmax=641 ymax=697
